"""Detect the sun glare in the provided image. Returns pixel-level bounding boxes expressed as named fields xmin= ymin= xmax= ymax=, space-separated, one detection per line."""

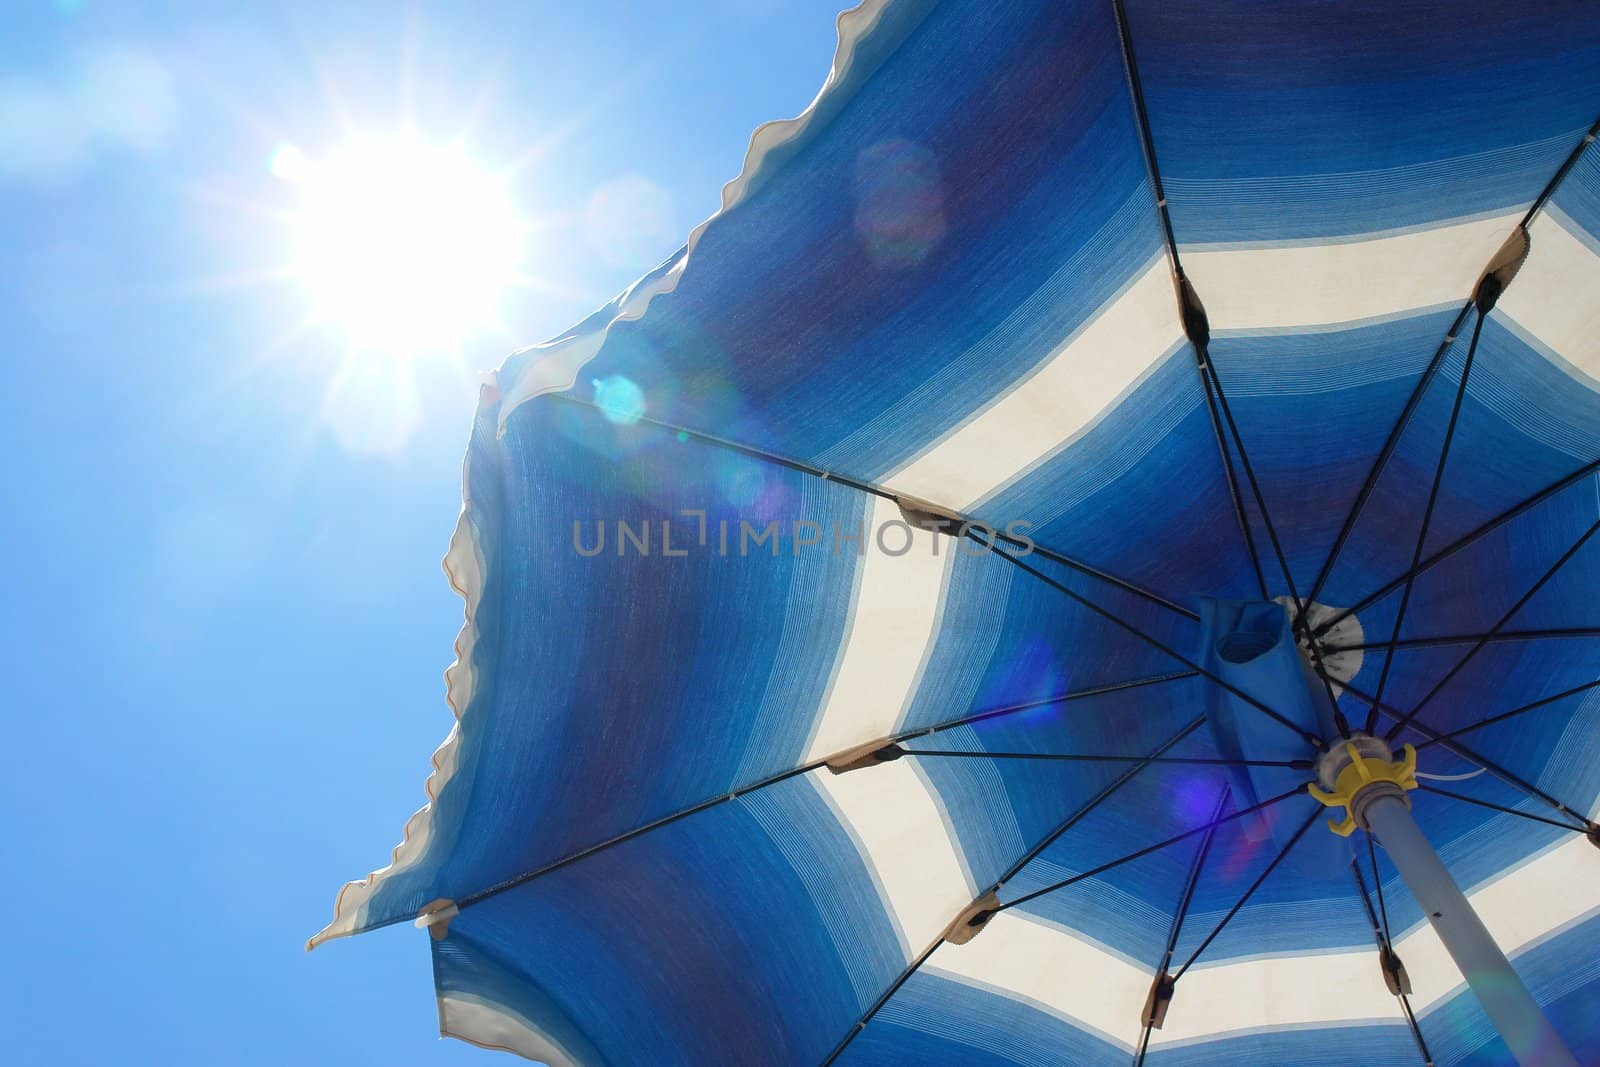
xmin=282 ymin=138 xmax=523 ymax=355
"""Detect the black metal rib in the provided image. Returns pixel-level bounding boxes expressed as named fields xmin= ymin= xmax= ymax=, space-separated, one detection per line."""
xmin=999 ymin=784 xmax=1311 ymax=912
xmin=1202 ymin=355 xmax=1315 ymax=616
xmin=1416 ymin=783 xmax=1594 ymax=833
xmin=1338 ymin=679 xmax=1594 ymax=831
xmin=1170 ymin=807 xmax=1320 ymax=981
xmin=440 ymin=672 xmax=1197 ymax=919
xmin=1135 ymin=787 xmax=1231 ymax=1067
xmin=1327 ymin=628 xmax=1600 ymax=654
xmin=1314 ymin=459 xmax=1600 ymax=638
xmin=456 ymin=762 xmax=817 ymax=911
xmin=991 ymin=716 xmax=1206 ymax=887
xmin=1364 ymin=311 xmax=1486 ymax=733
xmin=1135 ymin=1020 xmax=1157 ymax=1067
xmin=978 ymin=531 xmax=1324 ymax=749
xmin=1397 ymin=995 xmax=1436 ymax=1067
xmin=1353 ymin=850 xmax=1435 ymax=1066
xmin=1366 ymin=835 xmax=1393 ymax=955
xmin=1307 ymin=114 xmax=1600 ymax=634
xmin=820 ymin=716 xmax=1204 ymax=1065
xmin=907 ymin=670 xmax=1198 ymax=740
xmin=1109 ymin=0 xmax=1177 ymax=257
xmin=1351 ymin=857 xmax=1387 ymax=950
xmin=1200 ymin=353 xmax=1354 ymax=735
xmin=545 ymin=392 xmax=1201 ymax=623
xmin=1298 ymin=302 xmax=1473 ymax=631
xmin=1198 ymin=344 xmax=1271 ymax=599
xmin=1384 ymin=519 xmax=1600 ymax=742
xmin=1520 ymin=117 xmax=1600 ymax=227
xmin=901 ymin=749 xmax=1310 ymax=769
xmin=1415 ymin=678 xmax=1600 ymax=749
xmin=820 ymin=936 xmax=943 ymax=1066
xmin=1161 ymin=787 xmax=1231 ymax=970
xmin=1109 ymin=0 xmax=1269 ymax=602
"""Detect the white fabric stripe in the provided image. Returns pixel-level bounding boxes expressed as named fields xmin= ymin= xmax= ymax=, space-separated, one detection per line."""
xmin=1150 ymin=948 xmax=1397 ymax=1046
xmin=919 ymin=834 xmax=1598 ymax=1047
xmin=876 ymin=214 xmax=1529 ymax=520
xmin=1184 ymin=213 xmax=1522 ymax=331
xmin=439 ymin=994 xmax=582 ymax=1066
xmin=929 ymin=912 xmax=1146 ymax=1051
xmin=804 ymin=496 xmax=953 ymax=761
xmin=815 ymin=759 xmax=974 ymax=960
xmin=881 ymin=259 xmax=1184 ymax=511
xmin=1496 ymin=211 xmax=1600 ymax=382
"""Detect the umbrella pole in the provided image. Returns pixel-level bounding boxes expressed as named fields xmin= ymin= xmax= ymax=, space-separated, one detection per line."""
xmin=1363 ymin=794 xmax=1576 ymax=1067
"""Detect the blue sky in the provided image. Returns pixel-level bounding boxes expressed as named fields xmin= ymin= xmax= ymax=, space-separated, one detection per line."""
xmin=1 ymin=2 xmax=838 ymax=1061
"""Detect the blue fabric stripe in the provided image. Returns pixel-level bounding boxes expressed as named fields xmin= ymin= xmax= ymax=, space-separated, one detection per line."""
xmin=1125 ymin=0 xmax=1600 ymax=241
xmin=840 ymin=970 xmax=1130 ymax=1067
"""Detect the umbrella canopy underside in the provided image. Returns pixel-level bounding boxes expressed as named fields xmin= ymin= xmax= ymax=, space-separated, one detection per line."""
xmin=316 ymin=1 xmax=1600 ymax=1064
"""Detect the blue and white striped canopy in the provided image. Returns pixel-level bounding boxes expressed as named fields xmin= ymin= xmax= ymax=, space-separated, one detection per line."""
xmin=315 ymin=2 xmax=1600 ymax=1063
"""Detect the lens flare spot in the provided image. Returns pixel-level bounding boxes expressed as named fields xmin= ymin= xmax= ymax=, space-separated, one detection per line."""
xmin=853 ymin=138 xmax=945 ymax=269
xmin=270 ymin=142 xmax=314 ymax=183
xmin=718 ymin=460 xmax=767 ymax=510
xmin=1172 ymin=775 xmax=1222 ymax=825
xmin=593 ymin=375 xmax=645 ymax=425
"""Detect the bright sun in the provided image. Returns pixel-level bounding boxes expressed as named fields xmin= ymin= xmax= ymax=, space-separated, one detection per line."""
xmin=280 ymin=138 xmax=523 ymax=355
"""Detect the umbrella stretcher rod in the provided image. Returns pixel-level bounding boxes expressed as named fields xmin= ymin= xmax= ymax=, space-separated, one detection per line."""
xmin=1310 ymin=738 xmax=1576 ymax=1067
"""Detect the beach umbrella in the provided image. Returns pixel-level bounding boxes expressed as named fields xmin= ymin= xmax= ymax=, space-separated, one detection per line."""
xmin=311 ymin=1 xmax=1600 ymax=1063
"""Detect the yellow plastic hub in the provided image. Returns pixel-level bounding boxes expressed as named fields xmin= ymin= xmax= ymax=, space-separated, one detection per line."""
xmin=1307 ymin=741 xmax=1419 ymax=836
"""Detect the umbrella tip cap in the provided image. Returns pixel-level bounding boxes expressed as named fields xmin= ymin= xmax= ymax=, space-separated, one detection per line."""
xmin=415 ymin=899 xmax=460 ymax=940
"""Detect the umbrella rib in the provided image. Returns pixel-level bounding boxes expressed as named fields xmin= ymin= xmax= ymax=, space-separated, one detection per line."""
xmin=906 ymin=669 xmax=1198 ymax=740
xmin=1312 ymin=458 xmax=1600 ymax=639
xmin=1198 ymin=334 xmax=1272 ymax=600
xmin=1366 ymin=835 xmax=1392 ymax=949
xmin=819 ymin=935 xmax=944 ymax=1066
xmin=1338 ymin=679 xmax=1594 ymax=831
xmin=1197 ymin=354 xmax=1316 ymax=621
xmin=899 ymin=749 xmax=1309 ymax=769
xmin=455 ymin=762 xmax=818 ymax=910
xmin=1134 ymin=786 xmax=1231 ymax=1067
xmin=1519 ymin=115 xmax=1600 ymax=228
xmin=1297 ymin=302 xmax=1473 ymax=631
xmin=444 ymin=672 xmax=1196 ymax=915
xmin=1327 ymin=627 xmax=1600 ymax=654
xmin=1397 ymin=995 xmax=1437 ymax=1067
xmin=1363 ymin=310 xmax=1486 ymax=733
xmin=1415 ymin=677 xmax=1600 ymax=749
xmin=1198 ymin=352 xmax=1354 ymax=735
xmin=1414 ymin=782 xmax=1593 ymax=833
xmin=1111 ymin=0 xmax=1270 ymax=602
xmin=1169 ymin=806 xmax=1321 ymax=981
xmin=1112 ymin=0 xmax=1347 ymax=728
xmin=978 ymin=530 xmax=1324 ymax=749
xmin=997 ymin=784 xmax=1311 ymax=913
xmin=1352 ymin=850 xmax=1435 ymax=1066
xmin=819 ymin=716 xmax=1203 ymax=1065
xmin=1383 ymin=519 xmax=1600 ymax=742
xmin=1303 ymin=113 xmax=1600 ymax=630
xmin=545 ymin=389 xmax=1201 ymax=624
xmin=1160 ymin=787 xmax=1231 ymax=971
xmin=990 ymin=716 xmax=1206 ymax=887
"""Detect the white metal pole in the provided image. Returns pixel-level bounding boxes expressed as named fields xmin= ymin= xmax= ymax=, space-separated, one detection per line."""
xmin=1363 ymin=794 xmax=1576 ymax=1067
